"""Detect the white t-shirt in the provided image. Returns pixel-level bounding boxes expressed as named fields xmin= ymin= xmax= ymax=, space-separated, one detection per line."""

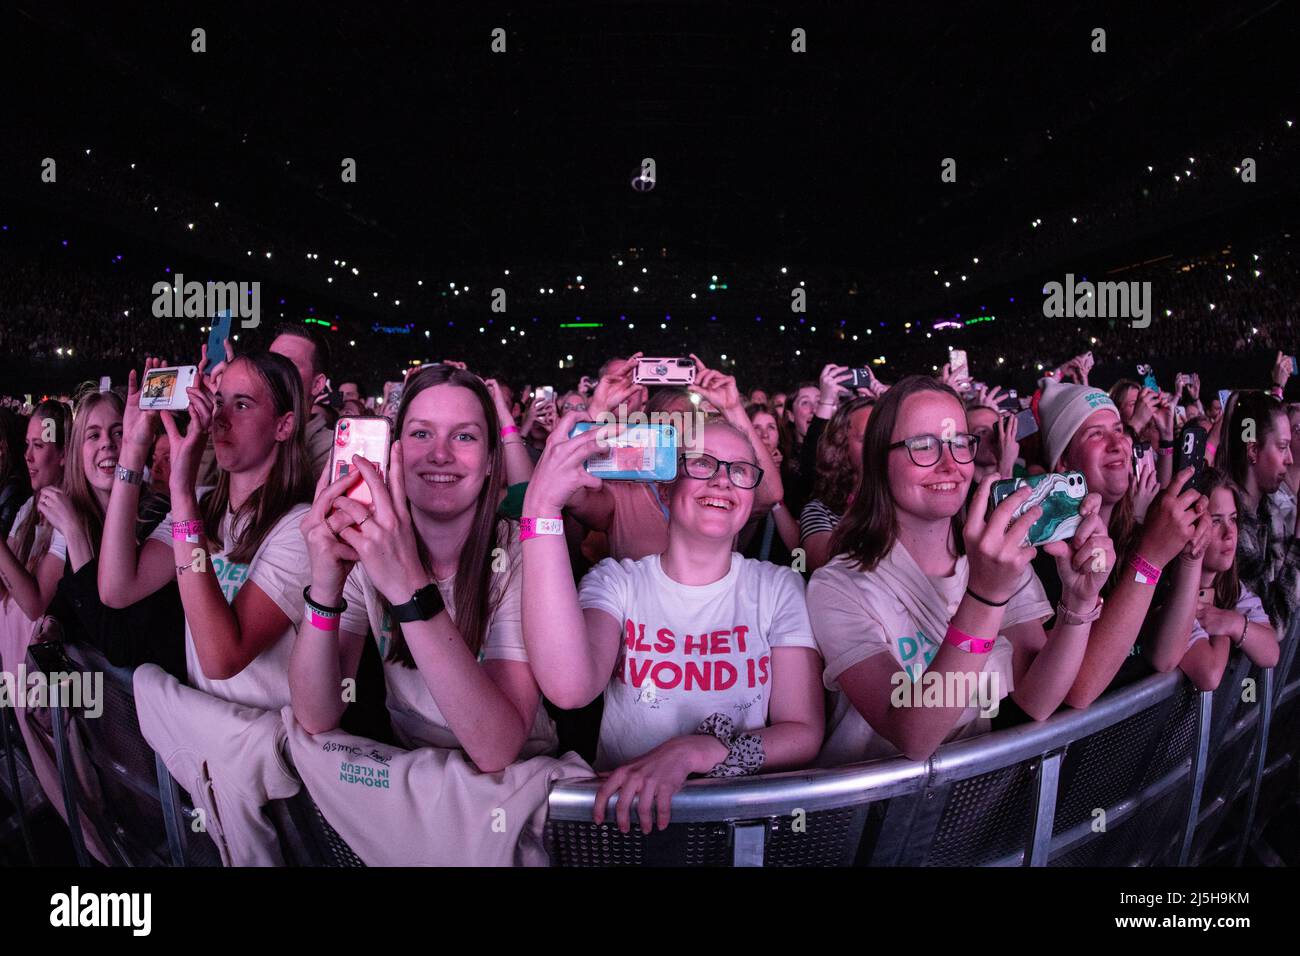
xmin=577 ymin=553 xmax=819 ymax=771
xmin=1189 ymin=583 xmax=1272 ymax=646
xmin=9 ymin=499 xmax=65 ymax=565
xmin=337 ymin=533 xmax=557 ymax=758
xmin=808 ymin=543 xmax=1052 ymax=767
xmin=150 ymin=502 xmax=311 ymax=709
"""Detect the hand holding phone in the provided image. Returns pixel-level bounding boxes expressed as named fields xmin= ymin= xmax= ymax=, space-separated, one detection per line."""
xmin=329 ymin=416 xmax=392 ymax=507
xmin=140 ymin=366 xmax=199 ymax=410
xmin=205 ymin=310 xmax=234 ymax=375
xmin=571 ymin=421 xmax=678 ymax=481
xmin=1174 ymin=423 xmax=1209 ymax=496
xmin=990 ymin=472 xmax=1089 ymax=546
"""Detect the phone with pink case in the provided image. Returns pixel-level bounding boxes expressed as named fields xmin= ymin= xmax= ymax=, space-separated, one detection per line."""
xmin=330 ymin=416 xmax=391 ymax=508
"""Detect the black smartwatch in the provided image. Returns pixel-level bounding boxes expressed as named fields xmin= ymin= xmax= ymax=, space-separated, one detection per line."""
xmin=390 ymin=582 xmax=445 ymax=623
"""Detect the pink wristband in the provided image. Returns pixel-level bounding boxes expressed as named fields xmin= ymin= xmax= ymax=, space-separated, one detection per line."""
xmin=308 ymin=608 xmax=340 ymax=631
xmin=1205 ymin=441 xmax=1216 ymax=463
xmin=944 ymin=624 xmax=995 ymax=655
xmin=1131 ymin=554 xmax=1161 ymax=585
xmin=519 ymin=516 xmax=564 ymax=541
xmin=171 ymin=518 xmax=204 ymax=543
xmin=501 ymin=425 xmax=520 ymax=438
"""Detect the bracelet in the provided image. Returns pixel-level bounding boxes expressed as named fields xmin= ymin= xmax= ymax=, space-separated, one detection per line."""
xmin=1130 ymin=554 xmax=1162 ymax=586
xmin=171 ymin=518 xmax=204 ymax=543
xmin=308 ymin=608 xmax=341 ymax=632
xmin=303 ymin=585 xmax=347 ymax=616
xmin=176 ymin=562 xmax=204 ymax=576
xmin=1232 ymin=612 xmax=1249 ymax=647
xmin=115 ymin=464 xmax=143 ymax=486
xmin=965 ymin=585 xmax=1010 ymax=608
xmin=520 ymin=516 xmax=564 ymax=541
xmin=1056 ymin=596 xmax=1104 ymax=626
xmin=1158 ymin=439 xmax=1175 ymax=449
xmin=1156 ymin=446 xmax=1173 ymax=457
xmin=1205 ymin=441 xmax=1217 ymax=462
xmin=694 ymin=713 xmax=765 ymax=777
xmin=501 ymin=425 xmax=520 ymax=438
xmin=943 ymin=623 xmax=996 ymax=654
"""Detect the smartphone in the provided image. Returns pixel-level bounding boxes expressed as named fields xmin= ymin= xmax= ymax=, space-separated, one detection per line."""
xmin=1137 ymin=363 xmax=1159 ymax=393
xmin=1131 ymin=440 xmax=1151 ymax=479
xmin=329 ymin=417 xmax=392 ymax=508
xmin=1217 ymin=389 xmax=1231 ymax=411
xmin=948 ymin=348 xmax=969 ymax=380
xmin=837 ymin=368 xmax=875 ymax=390
xmin=571 ymin=421 xmax=678 ymax=481
xmin=990 ymin=471 xmax=1088 ymax=546
xmin=205 ymin=310 xmax=234 ymax=374
xmin=1289 ymin=356 xmax=1299 ymax=377
xmin=1014 ymin=407 xmax=1039 ymax=439
xmin=139 ymin=365 xmax=198 ymax=410
xmin=997 ymin=389 xmax=1020 ymax=412
xmin=633 ymin=357 xmax=696 ymax=386
xmin=98 ymin=376 xmax=112 ymax=393
xmin=1174 ymin=423 xmax=1209 ymax=496
xmin=537 ymin=385 xmax=555 ymax=405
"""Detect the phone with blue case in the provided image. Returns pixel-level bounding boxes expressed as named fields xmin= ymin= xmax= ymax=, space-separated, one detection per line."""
xmin=205 ymin=309 xmax=234 ymax=374
xmin=571 ymin=421 xmax=679 ymax=481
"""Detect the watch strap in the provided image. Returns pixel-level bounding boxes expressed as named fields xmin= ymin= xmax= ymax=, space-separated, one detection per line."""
xmin=391 ymin=581 xmax=445 ymax=623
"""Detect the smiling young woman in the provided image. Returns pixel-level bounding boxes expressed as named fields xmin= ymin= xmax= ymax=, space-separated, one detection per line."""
xmin=521 ymin=412 xmax=824 ymax=834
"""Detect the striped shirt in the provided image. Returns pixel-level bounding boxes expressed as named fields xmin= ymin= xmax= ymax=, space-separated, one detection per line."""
xmin=799 ymin=498 xmax=841 ymax=543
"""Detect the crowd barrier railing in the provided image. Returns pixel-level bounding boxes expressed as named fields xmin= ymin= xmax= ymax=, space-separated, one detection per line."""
xmin=546 ymin=618 xmax=1300 ymax=867
xmin=7 ymin=617 xmax=1298 ymax=867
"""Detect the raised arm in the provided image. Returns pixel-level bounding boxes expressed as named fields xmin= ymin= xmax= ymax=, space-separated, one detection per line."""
xmin=99 ymin=363 xmax=175 ymax=608
xmin=329 ymin=449 xmax=546 ymax=771
xmin=1065 ymin=469 xmax=1203 ymax=708
xmin=484 ymin=378 xmax=534 ymax=486
xmin=1009 ymin=492 xmax=1115 ymax=719
xmin=290 ymin=466 xmax=368 ymax=734
xmin=521 ymin=415 xmax=625 ymax=708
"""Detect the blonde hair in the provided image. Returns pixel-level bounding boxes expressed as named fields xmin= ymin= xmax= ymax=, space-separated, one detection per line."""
xmin=4 ymin=400 xmax=70 ymax=605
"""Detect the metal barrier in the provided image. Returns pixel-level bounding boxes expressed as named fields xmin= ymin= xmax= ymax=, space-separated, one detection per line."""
xmin=8 ymin=620 xmax=1295 ymax=867
xmin=547 ymin=619 xmax=1300 ymax=867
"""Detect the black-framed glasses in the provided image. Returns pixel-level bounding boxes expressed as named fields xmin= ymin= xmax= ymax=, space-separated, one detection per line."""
xmin=679 ymin=453 xmax=764 ymax=489
xmin=888 ymin=433 xmax=980 ymax=466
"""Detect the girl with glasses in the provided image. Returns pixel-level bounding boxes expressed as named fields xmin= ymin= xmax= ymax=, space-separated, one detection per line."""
xmin=521 ymin=412 xmax=824 ymax=834
xmin=808 ymin=376 xmax=1114 ymax=766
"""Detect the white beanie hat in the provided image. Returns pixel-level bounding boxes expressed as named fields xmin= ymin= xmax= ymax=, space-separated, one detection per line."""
xmin=1036 ymin=377 xmax=1119 ymax=470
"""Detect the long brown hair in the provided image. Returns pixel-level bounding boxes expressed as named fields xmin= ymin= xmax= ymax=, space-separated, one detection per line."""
xmin=64 ymin=388 xmax=125 ymax=559
xmin=830 ymin=376 xmax=966 ymax=571
xmin=199 ymin=352 xmax=313 ymax=564
xmin=812 ymin=396 xmax=874 ymax=515
xmin=385 ymin=365 xmax=508 ymax=666
xmin=10 ymin=399 xmax=71 ymax=576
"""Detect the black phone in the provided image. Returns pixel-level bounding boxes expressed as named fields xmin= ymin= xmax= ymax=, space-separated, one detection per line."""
xmin=838 ymin=368 xmax=874 ymax=389
xmin=1174 ymin=424 xmax=1208 ymax=496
